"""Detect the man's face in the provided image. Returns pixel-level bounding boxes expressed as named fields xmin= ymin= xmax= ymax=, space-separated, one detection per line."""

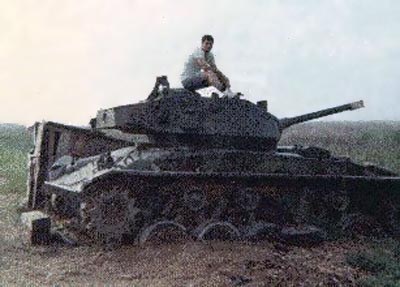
xmin=201 ymin=40 xmax=213 ymax=53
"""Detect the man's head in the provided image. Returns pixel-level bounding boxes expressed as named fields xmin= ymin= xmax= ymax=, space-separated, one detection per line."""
xmin=201 ymin=35 xmax=214 ymax=53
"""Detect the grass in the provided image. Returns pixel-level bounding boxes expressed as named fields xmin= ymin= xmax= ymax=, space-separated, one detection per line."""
xmin=0 ymin=124 xmax=31 ymax=196
xmin=346 ymin=239 xmax=400 ymax=286
xmin=281 ymin=121 xmax=400 ymax=173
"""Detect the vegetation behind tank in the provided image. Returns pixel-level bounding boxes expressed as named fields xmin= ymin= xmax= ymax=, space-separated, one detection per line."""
xmin=281 ymin=121 xmax=400 ymax=174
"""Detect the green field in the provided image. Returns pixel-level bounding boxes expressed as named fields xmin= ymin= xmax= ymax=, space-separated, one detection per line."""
xmin=0 ymin=124 xmax=31 ymax=196
xmin=0 ymin=122 xmax=399 ymax=286
xmin=281 ymin=121 xmax=400 ymax=174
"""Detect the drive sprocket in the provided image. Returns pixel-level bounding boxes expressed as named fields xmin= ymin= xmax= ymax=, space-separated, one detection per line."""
xmin=80 ymin=181 xmax=137 ymax=245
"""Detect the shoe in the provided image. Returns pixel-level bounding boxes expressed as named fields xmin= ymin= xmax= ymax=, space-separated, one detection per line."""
xmin=223 ymin=88 xmax=235 ymax=98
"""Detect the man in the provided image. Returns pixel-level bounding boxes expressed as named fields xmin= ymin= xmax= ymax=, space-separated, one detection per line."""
xmin=181 ymin=35 xmax=232 ymax=94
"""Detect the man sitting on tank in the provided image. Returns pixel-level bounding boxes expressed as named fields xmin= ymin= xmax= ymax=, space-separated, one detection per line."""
xmin=181 ymin=35 xmax=233 ymax=96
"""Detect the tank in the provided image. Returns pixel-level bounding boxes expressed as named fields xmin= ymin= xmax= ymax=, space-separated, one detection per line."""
xmin=26 ymin=76 xmax=400 ymax=245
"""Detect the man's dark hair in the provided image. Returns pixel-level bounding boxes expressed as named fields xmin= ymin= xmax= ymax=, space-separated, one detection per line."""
xmin=202 ymin=35 xmax=214 ymax=43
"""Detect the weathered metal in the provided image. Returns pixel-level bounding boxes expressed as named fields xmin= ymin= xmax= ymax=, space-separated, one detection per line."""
xmin=279 ymin=100 xmax=364 ymax=129
xmin=20 ymin=211 xmax=51 ymax=245
xmin=26 ymin=76 xmax=400 ymax=245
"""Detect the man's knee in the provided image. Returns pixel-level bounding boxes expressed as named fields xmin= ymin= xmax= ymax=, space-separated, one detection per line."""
xmin=205 ymin=72 xmax=224 ymax=91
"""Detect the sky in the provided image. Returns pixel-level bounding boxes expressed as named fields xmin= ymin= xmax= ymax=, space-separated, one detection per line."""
xmin=0 ymin=0 xmax=399 ymax=125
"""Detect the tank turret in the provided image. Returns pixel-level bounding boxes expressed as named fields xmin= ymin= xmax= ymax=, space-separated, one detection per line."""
xmin=92 ymin=77 xmax=364 ymax=151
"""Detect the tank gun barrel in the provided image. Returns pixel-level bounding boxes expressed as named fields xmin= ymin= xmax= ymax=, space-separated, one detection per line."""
xmin=279 ymin=100 xmax=364 ymax=130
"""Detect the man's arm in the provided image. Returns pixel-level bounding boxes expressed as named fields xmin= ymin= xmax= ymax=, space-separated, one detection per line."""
xmin=195 ymin=58 xmax=214 ymax=72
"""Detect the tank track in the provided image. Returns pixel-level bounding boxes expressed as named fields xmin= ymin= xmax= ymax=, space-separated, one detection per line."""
xmin=75 ymin=171 xmax=399 ymax=245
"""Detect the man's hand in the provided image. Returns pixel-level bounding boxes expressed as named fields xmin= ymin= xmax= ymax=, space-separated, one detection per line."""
xmin=196 ymin=58 xmax=213 ymax=72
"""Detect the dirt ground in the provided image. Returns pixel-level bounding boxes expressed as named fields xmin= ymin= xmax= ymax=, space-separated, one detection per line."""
xmin=0 ymin=193 xmax=371 ymax=286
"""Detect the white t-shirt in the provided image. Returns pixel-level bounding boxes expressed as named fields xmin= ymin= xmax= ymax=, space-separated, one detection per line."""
xmin=181 ymin=47 xmax=215 ymax=82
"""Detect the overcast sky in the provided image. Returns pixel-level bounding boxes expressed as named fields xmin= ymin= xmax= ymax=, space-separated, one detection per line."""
xmin=0 ymin=0 xmax=399 ymax=125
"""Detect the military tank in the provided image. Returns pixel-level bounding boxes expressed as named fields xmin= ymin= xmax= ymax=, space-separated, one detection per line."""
xmin=26 ymin=76 xmax=400 ymax=245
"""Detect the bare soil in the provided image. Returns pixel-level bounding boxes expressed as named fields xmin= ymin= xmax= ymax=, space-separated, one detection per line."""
xmin=0 ymin=194 xmax=369 ymax=286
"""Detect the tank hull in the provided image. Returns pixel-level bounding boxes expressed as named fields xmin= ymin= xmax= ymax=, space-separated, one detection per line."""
xmin=44 ymin=147 xmax=400 ymax=244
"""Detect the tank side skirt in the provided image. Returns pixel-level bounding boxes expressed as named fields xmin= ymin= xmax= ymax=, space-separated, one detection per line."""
xmin=47 ymin=168 xmax=400 ymax=242
xmin=93 ymin=170 xmax=400 ymax=191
